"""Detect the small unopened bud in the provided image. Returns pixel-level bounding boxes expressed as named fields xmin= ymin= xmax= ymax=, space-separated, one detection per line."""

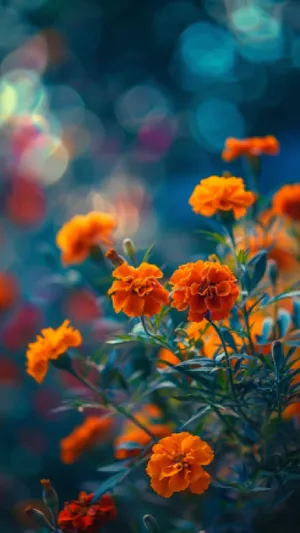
xmin=208 ymin=254 xmax=218 ymax=263
xmin=143 ymin=514 xmax=161 ymax=533
xmin=123 ymin=238 xmax=136 ymax=264
xmin=41 ymin=479 xmax=59 ymax=519
xmin=25 ymin=507 xmax=54 ymax=531
xmin=267 ymin=259 xmax=278 ymax=287
xmin=105 ymin=249 xmax=125 ymax=267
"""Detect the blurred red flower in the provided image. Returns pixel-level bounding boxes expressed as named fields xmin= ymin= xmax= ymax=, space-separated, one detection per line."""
xmin=58 ymin=492 xmax=117 ymax=533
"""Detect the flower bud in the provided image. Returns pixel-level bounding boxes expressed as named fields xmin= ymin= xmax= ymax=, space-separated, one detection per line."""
xmin=41 ymin=479 xmax=59 ymax=519
xmin=105 ymin=249 xmax=125 ymax=267
xmin=123 ymin=238 xmax=136 ymax=264
xmin=267 ymin=259 xmax=278 ymax=287
xmin=25 ymin=507 xmax=55 ymax=531
xmin=143 ymin=514 xmax=161 ymax=533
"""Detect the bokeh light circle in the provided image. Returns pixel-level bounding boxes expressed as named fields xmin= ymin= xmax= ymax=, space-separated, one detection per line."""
xmin=180 ymin=22 xmax=236 ymax=80
xmin=193 ymin=98 xmax=245 ymax=152
xmin=115 ymin=84 xmax=170 ymax=132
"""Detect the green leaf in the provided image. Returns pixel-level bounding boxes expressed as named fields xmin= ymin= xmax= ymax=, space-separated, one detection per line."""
xmin=179 ymin=406 xmax=211 ymax=430
xmin=272 ymin=341 xmax=284 ymax=375
xmin=243 ymin=251 xmax=267 ymax=292
xmin=97 ymin=462 xmax=129 ymax=473
xmin=196 ymin=229 xmax=227 ymax=245
xmin=293 ymin=299 xmax=300 ymax=328
xmin=142 ymin=243 xmax=155 ymax=262
xmin=263 ymin=290 xmax=300 ymax=307
xmin=115 ymin=441 xmax=144 ymax=451
xmin=92 ymin=470 xmax=130 ymax=502
xmin=277 ymin=308 xmax=291 ymax=338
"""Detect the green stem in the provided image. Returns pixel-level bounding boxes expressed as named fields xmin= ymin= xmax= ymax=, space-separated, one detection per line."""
xmin=71 ymin=369 xmax=157 ymax=441
xmin=141 ymin=316 xmax=175 ymax=353
xmin=207 ymin=318 xmax=236 ymax=402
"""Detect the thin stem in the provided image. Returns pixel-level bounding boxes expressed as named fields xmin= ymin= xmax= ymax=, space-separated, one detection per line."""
xmin=141 ymin=316 xmax=175 ymax=353
xmin=207 ymin=318 xmax=236 ymax=402
xmin=71 ymin=369 xmax=157 ymax=442
xmin=207 ymin=318 xmax=258 ymax=430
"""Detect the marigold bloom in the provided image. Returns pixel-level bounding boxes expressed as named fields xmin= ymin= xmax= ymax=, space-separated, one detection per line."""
xmin=222 ymin=135 xmax=279 ymax=162
xmin=108 ymin=262 xmax=169 ymax=317
xmin=60 ymin=415 xmax=113 ymax=464
xmin=115 ymin=404 xmax=170 ymax=459
xmin=189 ymin=176 xmax=256 ymax=219
xmin=58 ymin=492 xmax=116 ymax=533
xmin=26 ymin=320 xmax=82 ymax=383
xmin=146 ymin=432 xmax=214 ymax=498
xmin=272 ymin=183 xmax=300 ymax=222
xmin=56 ymin=212 xmax=116 ymax=265
xmin=170 ymin=260 xmax=239 ymax=322
xmin=0 ymin=272 xmax=19 ymax=313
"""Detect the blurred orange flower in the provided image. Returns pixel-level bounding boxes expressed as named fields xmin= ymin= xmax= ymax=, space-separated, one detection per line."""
xmin=272 ymin=183 xmax=300 ymax=222
xmin=60 ymin=415 xmax=114 ymax=464
xmin=157 ymin=347 xmax=187 ymax=369
xmin=189 ymin=176 xmax=256 ymax=219
xmin=170 ymin=260 xmax=239 ymax=322
xmin=56 ymin=212 xmax=116 ymax=265
xmin=108 ymin=262 xmax=169 ymax=317
xmin=58 ymin=492 xmax=117 ymax=533
xmin=146 ymin=432 xmax=214 ymax=498
xmin=0 ymin=272 xmax=19 ymax=313
xmin=114 ymin=404 xmax=170 ymax=459
xmin=26 ymin=320 xmax=81 ymax=383
xmin=234 ymin=223 xmax=299 ymax=274
xmin=222 ymin=136 xmax=279 ymax=162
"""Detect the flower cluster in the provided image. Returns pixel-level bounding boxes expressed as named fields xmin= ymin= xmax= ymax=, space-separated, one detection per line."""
xmin=23 ymin=135 xmax=300 ymax=533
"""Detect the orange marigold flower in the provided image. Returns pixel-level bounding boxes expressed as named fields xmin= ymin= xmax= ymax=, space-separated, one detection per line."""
xmin=146 ymin=432 xmax=214 ymax=498
xmin=56 ymin=212 xmax=116 ymax=265
xmin=189 ymin=176 xmax=256 ymax=219
xmin=60 ymin=415 xmax=113 ymax=464
xmin=222 ymin=135 xmax=279 ymax=162
xmin=272 ymin=183 xmax=300 ymax=222
xmin=26 ymin=320 xmax=82 ymax=383
xmin=108 ymin=262 xmax=169 ymax=317
xmin=58 ymin=492 xmax=117 ymax=533
xmin=0 ymin=272 xmax=19 ymax=313
xmin=170 ymin=260 xmax=239 ymax=322
xmin=114 ymin=405 xmax=170 ymax=459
